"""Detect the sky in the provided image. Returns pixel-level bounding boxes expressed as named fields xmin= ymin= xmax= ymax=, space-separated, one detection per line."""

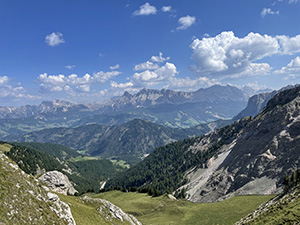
xmin=1 ymin=0 xmax=300 ymax=106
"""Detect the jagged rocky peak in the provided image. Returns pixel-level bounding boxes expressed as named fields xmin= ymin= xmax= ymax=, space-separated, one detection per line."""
xmin=38 ymin=99 xmax=76 ymax=112
xmin=122 ymin=91 xmax=132 ymax=98
xmin=113 ymin=85 xmax=248 ymax=108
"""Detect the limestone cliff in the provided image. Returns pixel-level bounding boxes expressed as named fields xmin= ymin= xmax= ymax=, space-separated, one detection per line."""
xmin=181 ymin=86 xmax=300 ymax=202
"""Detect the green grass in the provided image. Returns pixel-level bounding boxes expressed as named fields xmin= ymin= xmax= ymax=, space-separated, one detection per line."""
xmin=59 ymin=194 xmax=133 ymax=225
xmin=0 ymin=143 xmax=12 ymax=153
xmin=247 ymin=189 xmax=300 ymax=224
xmin=91 ymin=191 xmax=274 ymax=225
xmin=69 ymin=155 xmax=99 ymax=162
xmin=58 ymin=195 xmax=111 ymax=225
xmin=110 ymin=159 xmax=130 ymax=169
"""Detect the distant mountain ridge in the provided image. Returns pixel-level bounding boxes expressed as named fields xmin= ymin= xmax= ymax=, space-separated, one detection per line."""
xmin=107 ymin=85 xmax=247 ymax=110
xmin=0 ymin=85 xmax=250 ymax=138
xmin=106 ymin=85 xmax=300 ymax=203
xmin=0 ymin=99 xmax=92 ymax=119
xmin=8 ymin=119 xmax=211 ymax=164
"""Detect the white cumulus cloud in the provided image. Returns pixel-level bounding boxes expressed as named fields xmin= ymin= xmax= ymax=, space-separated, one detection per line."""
xmin=65 ymin=65 xmax=75 ymax=70
xmin=110 ymin=81 xmax=134 ymax=89
xmin=177 ymin=15 xmax=196 ymax=30
xmin=134 ymin=52 xmax=170 ymax=71
xmin=261 ymin=8 xmax=279 ymax=17
xmin=0 ymin=76 xmax=9 ymax=86
xmin=110 ymin=64 xmax=120 ymax=70
xmin=36 ymin=70 xmax=121 ymax=93
xmin=45 ymin=32 xmax=65 ymax=47
xmin=0 ymin=76 xmax=40 ymax=104
xmin=134 ymin=61 xmax=159 ymax=71
xmin=162 ymin=6 xmax=172 ymax=12
xmin=190 ymin=31 xmax=300 ymax=78
xmin=133 ymin=3 xmax=157 ymax=16
xmin=274 ymin=56 xmax=300 ymax=77
xmin=277 ymin=34 xmax=300 ymax=55
xmin=150 ymin=52 xmax=170 ymax=63
xmin=132 ymin=62 xmax=177 ymax=86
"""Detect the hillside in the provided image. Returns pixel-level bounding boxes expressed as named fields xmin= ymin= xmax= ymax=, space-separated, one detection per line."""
xmin=9 ymin=119 xmax=212 ymax=164
xmin=0 ymin=144 xmax=141 ymax=225
xmin=187 ymin=85 xmax=300 ymax=202
xmin=0 ymin=144 xmax=74 ymax=224
xmin=106 ymin=118 xmax=250 ymax=194
xmin=236 ymin=176 xmax=300 ymax=224
xmin=1 ymin=142 xmax=121 ymax=193
xmin=106 ymin=85 xmax=300 ymax=203
xmin=12 ymin=142 xmax=81 ymax=160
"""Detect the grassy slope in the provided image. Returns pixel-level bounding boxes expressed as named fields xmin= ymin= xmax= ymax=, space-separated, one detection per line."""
xmin=58 ymin=195 xmax=111 ymax=225
xmin=0 ymin=146 xmax=68 ymax=224
xmin=0 ymin=143 xmax=12 ymax=152
xmin=91 ymin=191 xmax=273 ymax=225
xmin=241 ymin=187 xmax=300 ymax=224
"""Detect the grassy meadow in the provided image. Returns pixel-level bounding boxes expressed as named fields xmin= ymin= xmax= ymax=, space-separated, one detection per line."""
xmin=89 ymin=191 xmax=274 ymax=225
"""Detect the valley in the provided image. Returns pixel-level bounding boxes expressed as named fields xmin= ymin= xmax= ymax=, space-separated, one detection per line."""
xmin=2 ymin=85 xmax=300 ymax=224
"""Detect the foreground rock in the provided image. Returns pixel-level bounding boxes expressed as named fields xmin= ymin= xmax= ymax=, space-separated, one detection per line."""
xmin=39 ymin=170 xmax=78 ymax=195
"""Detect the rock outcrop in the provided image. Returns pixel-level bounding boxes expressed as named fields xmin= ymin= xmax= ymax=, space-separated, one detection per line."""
xmin=82 ymin=196 xmax=142 ymax=225
xmin=47 ymin=192 xmax=76 ymax=225
xmin=39 ymin=171 xmax=78 ymax=195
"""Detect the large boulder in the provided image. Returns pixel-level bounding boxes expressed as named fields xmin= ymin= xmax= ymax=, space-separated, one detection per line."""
xmin=39 ymin=171 xmax=78 ymax=195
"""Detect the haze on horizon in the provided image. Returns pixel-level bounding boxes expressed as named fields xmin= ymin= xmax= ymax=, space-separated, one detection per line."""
xmin=1 ymin=0 xmax=300 ymax=106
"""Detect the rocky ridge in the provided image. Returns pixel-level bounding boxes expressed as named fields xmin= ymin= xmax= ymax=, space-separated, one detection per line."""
xmin=89 ymin=197 xmax=142 ymax=225
xmin=180 ymin=86 xmax=300 ymax=203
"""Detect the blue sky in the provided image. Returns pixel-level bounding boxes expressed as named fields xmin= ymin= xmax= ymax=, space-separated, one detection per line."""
xmin=1 ymin=0 xmax=300 ymax=106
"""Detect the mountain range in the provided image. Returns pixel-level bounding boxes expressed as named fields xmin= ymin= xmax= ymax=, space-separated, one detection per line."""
xmin=0 ymin=85 xmax=249 ymax=140
xmin=3 ymin=84 xmax=283 ymax=165
xmin=106 ymin=85 xmax=300 ymax=203
xmin=8 ymin=119 xmax=212 ymax=165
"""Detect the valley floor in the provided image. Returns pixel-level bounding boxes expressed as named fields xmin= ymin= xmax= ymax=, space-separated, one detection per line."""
xmin=63 ymin=191 xmax=274 ymax=225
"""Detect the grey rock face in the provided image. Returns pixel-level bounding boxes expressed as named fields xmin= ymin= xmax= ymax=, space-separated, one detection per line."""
xmin=39 ymin=171 xmax=78 ymax=195
xmin=233 ymin=91 xmax=277 ymax=121
xmin=182 ymin=86 xmax=300 ymax=203
xmin=233 ymin=84 xmax=299 ymax=121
